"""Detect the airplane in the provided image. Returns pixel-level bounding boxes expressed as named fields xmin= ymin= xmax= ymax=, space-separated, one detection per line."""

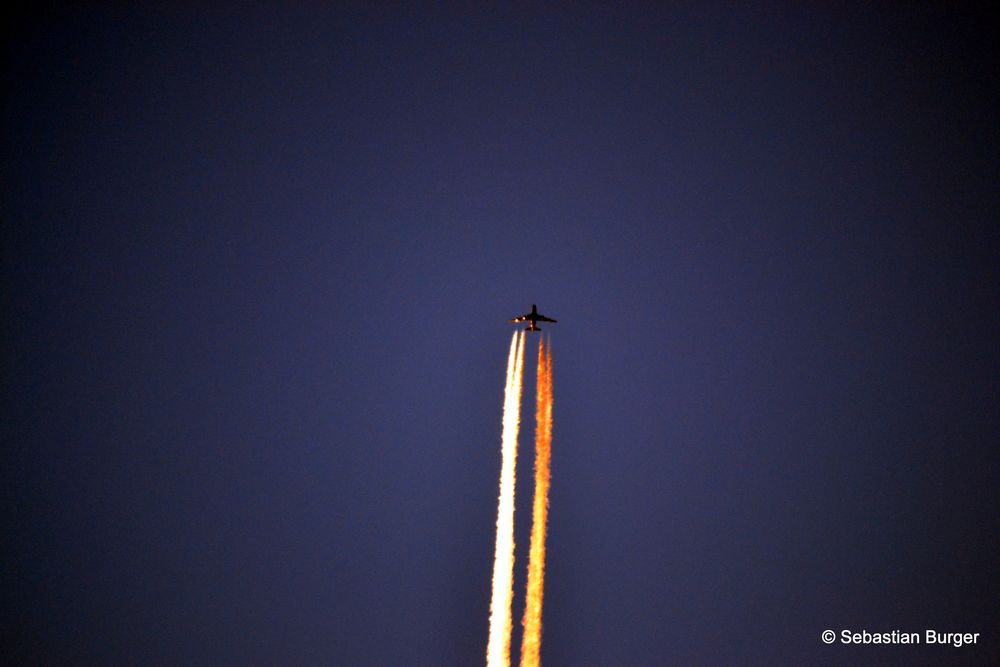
xmin=511 ymin=304 xmax=557 ymax=331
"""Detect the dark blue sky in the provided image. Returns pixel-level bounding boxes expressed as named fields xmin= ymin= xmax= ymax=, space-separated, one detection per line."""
xmin=4 ymin=5 xmax=998 ymax=665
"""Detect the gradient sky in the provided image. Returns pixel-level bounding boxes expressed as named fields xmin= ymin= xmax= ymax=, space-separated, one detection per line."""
xmin=4 ymin=5 xmax=999 ymax=665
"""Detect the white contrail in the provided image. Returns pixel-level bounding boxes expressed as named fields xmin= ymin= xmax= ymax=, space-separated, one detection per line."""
xmin=487 ymin=331 xmax=526 ymax=667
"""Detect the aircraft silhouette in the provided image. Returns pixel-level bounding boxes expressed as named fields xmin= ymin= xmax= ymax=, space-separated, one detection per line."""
xmin=511 ymin=304 xmax=557 ymax=332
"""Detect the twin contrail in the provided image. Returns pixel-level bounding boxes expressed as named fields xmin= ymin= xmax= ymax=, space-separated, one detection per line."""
xmin=486 ymin=332 xmax=554 ymax=667
xmin=486 ymin=331 xmax=526 ymax=667
xmin=519 ymin=338 xmax=553 ymax=667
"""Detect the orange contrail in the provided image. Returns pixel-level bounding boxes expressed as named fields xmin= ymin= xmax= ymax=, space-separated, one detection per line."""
xmin=519 ymin=337 xmax=553 ymax=667
xmin=487 ymin=331 xmax=526 ymax=667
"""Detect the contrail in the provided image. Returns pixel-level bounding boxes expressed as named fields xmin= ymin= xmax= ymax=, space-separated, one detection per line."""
xmin=487 ymin=331 xmax=526 ymax=667
xmin=519 ymin=338 xmax=553 ymax=667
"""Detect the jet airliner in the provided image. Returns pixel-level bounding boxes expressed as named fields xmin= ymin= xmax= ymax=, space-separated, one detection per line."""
xmin=511 ymin=304 xmax=557 ymax=331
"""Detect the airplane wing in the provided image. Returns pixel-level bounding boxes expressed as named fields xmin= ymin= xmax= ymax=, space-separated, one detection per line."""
xmin=536 ymin=315 xmax=556 ymax=322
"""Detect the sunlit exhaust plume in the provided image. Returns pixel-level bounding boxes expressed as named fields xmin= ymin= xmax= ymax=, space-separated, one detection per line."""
xmin=519 ymin=338 xmax=553 ymax=667
xmin=487 ymin=331 xmax=526 ymax=667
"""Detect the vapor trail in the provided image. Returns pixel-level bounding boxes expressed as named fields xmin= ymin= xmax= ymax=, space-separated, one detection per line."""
xmin=519 ymin=338 xmax=553 ymax=667
xmin=487 ymin=331 xmax=526 ymax=667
